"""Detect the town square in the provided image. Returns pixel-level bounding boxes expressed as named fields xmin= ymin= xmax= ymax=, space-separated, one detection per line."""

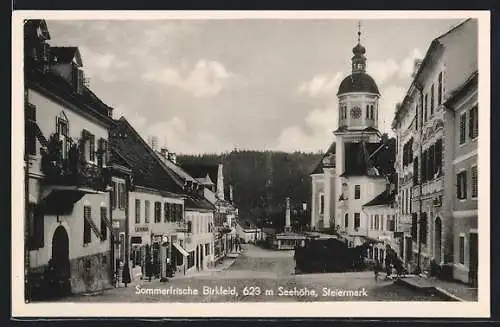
xmin=20 ymin=15 xmax=480 ymax=307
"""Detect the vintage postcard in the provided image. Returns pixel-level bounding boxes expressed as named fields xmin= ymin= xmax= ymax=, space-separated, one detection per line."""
xmin=11 ymin=10 xmax=490 ymax=318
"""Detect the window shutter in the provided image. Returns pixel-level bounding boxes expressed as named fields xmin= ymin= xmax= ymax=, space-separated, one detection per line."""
xmin=469 ymin=108 xmax=475 ymax=139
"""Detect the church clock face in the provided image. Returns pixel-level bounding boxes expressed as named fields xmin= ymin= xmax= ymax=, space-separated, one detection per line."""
xmin=350 ymin=106 xmax=362 ymax=119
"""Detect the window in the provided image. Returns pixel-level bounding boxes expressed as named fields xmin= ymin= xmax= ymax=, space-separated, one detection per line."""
xmin=438 ymin=72 xmax=443 ymax=105
xmin=459 ymin=112 xmax=467 ymax=145
xmin=371 ymin=105 xmax=375 ymax=119
xmin=430 ymin=83 xmax=435 ymax=116
xmin=164 ymin=203 xmax=169 ymax=223
xmin=457 ymin=171 xmax=468 ymax=199
xmin=89 ymin=134 xmax=95 ymax=162
xmin=97 ymin=138 xmax=108 ymax=167
xmin=413 ymin=157 xmax=419 ymax=184
xmin=354 ymin=185 xmax=361 ymax=199
xmin=370 ymin=215 xmax=374 ymax=230
xmin=117 ymin=182 xmax=126 ymax=210
xmin=100 ymin=207 xmax=108 ymax=241
xmin=57 ymin=116 xmax=70 ymax=160
xmin=344 ymin=213 xmax=348 ymax=228
xmin=421 ymin=150 xmax=427 ymax=183
xmin=25 ymin=104 xmax=37 ymax=155
xmin=84 ymin=206 xmax=92 ymax=245
xmin=471 ymin=166 xmax=478 ymax=198
xmin=388 ymin=215 xmax=395 ymax=232
xmin=111 ymin=181 xmax=117 ymax=209
xmin=135 ymin=199 xmax=141 ymax=224
xmin=420 ymin=213 xmax=427 ymax=245
xmin=354 ymin=213 xmax=360 ymax=229
xmin=187 ymin=220 xmax=192 ymax=233
xmin=375 ymin=214 xmax=379 ymax=230
xmin=144 ymin=200 xmax=150 ymax=223
xmin=366 ymin=105 xmax=370 ymax=119
xmin=435 ymin=139 xmax=443 ymax=177
xmin=205 ymin=243 xmax=210 ymax=255
xmin=27 ymin=204 xmax=44 ymax=250
xmin=411 ymin=213 xmax=418 ymax=240
xmin=469 ymin=106 xmax=478 ymax=139
xmin=424 ymin=93 xmax=428 ymax=122
xmin=428 ymin=144 xmax=435 ymax=180
xmin=319 ymin=194 xmax=325 ymax=214
xmin=415 ymin=104 xmax=419 ymax=129
xmin=459 ymin=235 xmax=465 ymax=264
xmin=154 ymin=202 xmax=161 ymax=223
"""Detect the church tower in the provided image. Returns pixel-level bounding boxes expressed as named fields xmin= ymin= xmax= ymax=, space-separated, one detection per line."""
xmin=334 ymin=22 xmax=382 ymax=181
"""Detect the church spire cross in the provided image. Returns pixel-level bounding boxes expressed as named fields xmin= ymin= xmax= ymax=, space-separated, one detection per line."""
xmin=357 ymin=21 xmax=361 ymax=43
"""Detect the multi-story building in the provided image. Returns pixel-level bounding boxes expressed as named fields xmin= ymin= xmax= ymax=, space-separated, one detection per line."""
xmin=310 ymin=26 xmax=396 ymax=251
xmin=110 ymin=118 xmax=189 ymax=280
xmin=25 ymin=20 xmax=116 ymax=299
xmin=447 ymin=71 xmax=478 ymax=285
xmin=392 ymin=19 xmax=478 ymax=281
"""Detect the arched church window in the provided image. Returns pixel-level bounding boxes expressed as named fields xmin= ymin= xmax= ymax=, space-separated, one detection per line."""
xmin=366 ymin=105 xmax=370 ymax=119
xmin=344 ymin=213 xmax=349 ymax=228
xmin=370 ymin=105 xmax=374 ymax=119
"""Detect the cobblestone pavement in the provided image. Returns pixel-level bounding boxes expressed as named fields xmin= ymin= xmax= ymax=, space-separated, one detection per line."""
xmin=57 ymin=245 xmax=446 ymax=302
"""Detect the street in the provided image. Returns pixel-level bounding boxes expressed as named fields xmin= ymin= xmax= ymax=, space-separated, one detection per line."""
xmin=57 ymin=245 xmax=447 ymax=302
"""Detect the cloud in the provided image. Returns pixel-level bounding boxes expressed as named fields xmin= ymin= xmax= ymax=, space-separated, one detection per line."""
xmin=367 ymin=48 xmax=424 ymax=86
xmin=276 ymin=106 xmax=337 ymax=153
xmin=142 ymin=60 xmax=232 ymax=97
xmin=79 ymin=46 xmax=130 ymax=83
xmin=298 ymin=72 xmax=343 ymax=98
xmin=379 ymin=85 xmax=407 ymax=135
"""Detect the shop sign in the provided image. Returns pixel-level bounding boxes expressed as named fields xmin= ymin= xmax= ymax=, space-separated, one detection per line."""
xmin=135 ymin=225 xmax=149 ymax=233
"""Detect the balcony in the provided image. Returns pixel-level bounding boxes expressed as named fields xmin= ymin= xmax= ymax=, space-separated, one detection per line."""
xmin=421 ymin=176 xmax=444 ymax=196
xmin=41 ymin=134 xmax=108 ymax=192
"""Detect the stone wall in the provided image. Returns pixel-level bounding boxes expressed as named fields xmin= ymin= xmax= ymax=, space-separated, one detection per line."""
xmin=70 ymin=250 xmax=113 ymax=294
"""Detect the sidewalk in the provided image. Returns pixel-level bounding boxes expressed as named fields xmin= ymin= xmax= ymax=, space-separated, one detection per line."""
xmin=173 ymin=252 xmax=241 ymax=279
xmin=395 ymin=275 xmax=478 ymax=301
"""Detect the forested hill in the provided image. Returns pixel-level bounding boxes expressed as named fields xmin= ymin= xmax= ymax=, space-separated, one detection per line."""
xmin=177 ymin=150 xmax=322 ymax=229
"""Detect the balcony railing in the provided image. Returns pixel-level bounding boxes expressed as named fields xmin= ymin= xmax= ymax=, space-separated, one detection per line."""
xmin=421 ymin=176 xmax=444 ymax=196
xmin=41 ymin=133 xmax=108 ymax=191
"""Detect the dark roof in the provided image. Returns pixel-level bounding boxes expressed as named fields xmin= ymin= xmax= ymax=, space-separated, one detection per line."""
xmin=363 ymin=190 xmax=397 ymax=207
xmin=334 ymin=126 xmax=381 ymax=134
xmin=181 ymin=164 xmax=219 ymax=185
xmin=109 ymin=118 xmax=185 ymax=194
xmin=50 ymin=47 xmax=81 ymax=65
xmin=337 ymin=73 xmax=380 ymax=95
xmin=311 ymin=142 xmax=336 ymax=175
xmin=340 ymin=137 xmax=396 ymax=179
xmin=185 ymin=195 xmax=216 ymax=211
xmin=26 ymin=68 xmax=114 ymax=122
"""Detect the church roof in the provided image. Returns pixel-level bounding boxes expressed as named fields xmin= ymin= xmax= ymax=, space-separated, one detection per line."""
xmin=340 ymin=137 xmax=396 ymax=179
xmin=337 ymin=73 xmax=380 ymax=95
xmin=363 ymin=189 xmax=397 ymax=207
xmin=311 ymin=141 xmax=336 ymax=175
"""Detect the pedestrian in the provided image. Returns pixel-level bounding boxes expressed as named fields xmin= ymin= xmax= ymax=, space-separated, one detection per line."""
xmin=374 ymin=259 xmax=380 ymax=282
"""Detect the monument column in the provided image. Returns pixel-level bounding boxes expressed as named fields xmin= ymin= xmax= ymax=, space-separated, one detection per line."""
xmin=285 ymin=197 xmax=291 ymax=232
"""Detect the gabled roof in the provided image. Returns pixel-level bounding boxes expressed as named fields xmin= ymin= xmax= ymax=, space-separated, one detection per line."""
xmin=311 ymin=141 xmax=336 ymax=175
xmin=181 ymin=163 xmax=219 ymax=185
xmin=26 ymin=68 xmax=114 ymax=127
xmin=341 ymin=137 xmax=396 ymax=179
xmin=109 ymin=118 xmax=185 ymax=194
xmin=363 ymin=189 xmax=396 ymax=207
xmin=185 ymin=195 xmax=216 ymax=211
xmin=444 ymin=70 xmax=478 ymax=108
xmin=50 ymin=46 xmax=83 ymax=67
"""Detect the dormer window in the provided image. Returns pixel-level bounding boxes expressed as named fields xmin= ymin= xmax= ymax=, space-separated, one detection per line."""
xmin=72 ymin=65 xmax=84 ymax=95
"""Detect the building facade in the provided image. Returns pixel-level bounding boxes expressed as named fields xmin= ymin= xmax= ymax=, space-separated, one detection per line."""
xmin=392 ymin=19 xmax=478 ymax=282
xmin=310 ymin=27 xmax=396 ymax=252
xmin=25 ymin=20 xmax=116 ymax=299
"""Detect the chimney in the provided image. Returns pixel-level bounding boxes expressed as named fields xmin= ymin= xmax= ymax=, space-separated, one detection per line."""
xmin=160 ymin=147 xmax=169 ymax=159
xmin=150 ymin=136 xmax=158 ymax=151
xmin=169 ymin=153 xmax=177 ymax=164
xmin=412 ymin=59 xmax=423 ymax=79
xmin=217 ymin=163 xmax=225 ymax=200
xmin=284 ymin=197 xmax=291 ymax=232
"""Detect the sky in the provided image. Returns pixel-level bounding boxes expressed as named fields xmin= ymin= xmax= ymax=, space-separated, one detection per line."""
xmin=46 ymin=18 xmax=463 ymax=155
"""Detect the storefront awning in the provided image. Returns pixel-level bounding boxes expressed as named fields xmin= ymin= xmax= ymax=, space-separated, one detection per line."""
xmin=173 ymin=242 xmax=189 ymax=257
